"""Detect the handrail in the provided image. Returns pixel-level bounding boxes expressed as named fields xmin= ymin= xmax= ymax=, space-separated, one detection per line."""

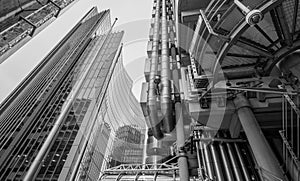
xmin=279 ymin=130 xmax=300 ymax=168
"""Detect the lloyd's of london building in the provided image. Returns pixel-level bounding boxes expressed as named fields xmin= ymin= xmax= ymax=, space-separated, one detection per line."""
xmin=0 ymin=7 xmax=145 ymax=181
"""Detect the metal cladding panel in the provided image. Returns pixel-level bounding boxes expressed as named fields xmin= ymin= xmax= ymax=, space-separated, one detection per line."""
xmin=0 ymin=0 xmax=35 ymax=18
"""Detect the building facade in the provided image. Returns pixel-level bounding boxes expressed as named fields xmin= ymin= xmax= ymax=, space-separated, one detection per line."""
xmin=0 ymin=0 xmax=80 ymax=64
xmin=109 ymin=125 xmax=144 ymax=168
xmin=0 ymin=7 xmax=124 ymax=181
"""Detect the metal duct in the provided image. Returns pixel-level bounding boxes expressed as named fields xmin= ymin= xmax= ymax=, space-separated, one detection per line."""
xmin=219 ymin=143 xmax=235 ymax=181
xmin=146 ymin=136 xmax=163 ymax=155
xmin=234 ymin=143 xmax=251 ymax=181
xmin=199 ymin=141 xmax=208 ymax=178
xmin=202 ymin=141 xmax=215 ymax=179
xmin=210 ymin=142 xmax=225 ymax=181
xmin=147 ymin=0 xmax=164 ymax=139
xmin=226 ymin=143 xmax=244 ymax=181
xmin=160 ymin=0 xmax=174 ymax=133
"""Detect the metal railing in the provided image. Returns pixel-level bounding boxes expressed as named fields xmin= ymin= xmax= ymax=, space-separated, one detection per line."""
xmin=281 ymin=93 xmax=300 ymax=180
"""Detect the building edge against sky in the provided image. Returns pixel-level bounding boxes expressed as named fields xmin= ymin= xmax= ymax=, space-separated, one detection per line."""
xmin=0 ymin=0 xmax=81 ymax=64
xmin=0 ymin=7 xmax=146 ymax=181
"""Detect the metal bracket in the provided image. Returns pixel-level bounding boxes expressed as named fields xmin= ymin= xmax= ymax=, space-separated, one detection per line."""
xmin=19 ymin=16 xmax=36 ymax=36
xmin=48 ymin=0 xmax=61 ymax=17
xmin=199 ymin=10 xmax=230 ymax=41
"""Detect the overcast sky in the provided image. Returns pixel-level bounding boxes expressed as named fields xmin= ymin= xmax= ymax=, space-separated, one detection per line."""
xmin=0 ymin=0 xmax=152 ymax=103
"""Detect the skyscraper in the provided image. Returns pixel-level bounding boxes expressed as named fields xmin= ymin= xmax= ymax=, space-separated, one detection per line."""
xmin=0 ymin=0 xmax=80 ymax=64
xmin=0 ymin=7 xmax=124 ymax=180
xmin=109 ymin=125 xmax=144 ymax=168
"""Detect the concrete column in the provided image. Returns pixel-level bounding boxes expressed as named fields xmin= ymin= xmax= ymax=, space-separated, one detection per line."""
xmin=234 ymin=94 xmax=286 ymax=180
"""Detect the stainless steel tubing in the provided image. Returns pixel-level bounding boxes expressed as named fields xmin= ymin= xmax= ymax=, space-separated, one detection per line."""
xmin=160 ymin=0 xmax=173 ymax=133
xmin=210 ymin=143 xmax=225 ymax=181
xmin=167 ymin=0 xmax=189 ymax=179
xmin=226 ymin=143 xmax=243 ymax=181
xmin=199 ymin=140 xmax=208 ymax=177
xmin=234 ymin=94 xmax=286 ymax=180
xmin=219 ymin=143 xmax=235 ymax=181
xmin=175 ymin=103 xmax=189 ymax=181
xmin=203 ymin=142 xmax=215 ymax=179
xmin=234 ymin=143 xmax=251 ymax=181
xmin=147 ymin=0 xmax=164 ymax=139
xmin=195 ymin=142 xmax=204 ymax=179
xmin=195 ymin=131 xmax=204 ymax=179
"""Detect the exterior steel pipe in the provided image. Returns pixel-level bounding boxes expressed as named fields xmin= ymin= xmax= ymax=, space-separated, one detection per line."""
xmin=234 ymin=143 xmax=251 ymax=181
xmin=175 ymin=103 xmax=189 ymax=181
xmin=24 ymin=18 xmax=119 ymax=181
xmin=234 ymin=94 xmax=286 ymax=180
xmin=195 ymin=142 xmax=204 ymax=179
xmin=226 ymin=143 xmax=243 ymax=181
xmin=194 ymin=132 xmax=204 ymax=179
xmin=167 ymin=1 xmax=189 ymax=179
xmin=147 ymin=0 xmax=164 ymax=139
xmin=160 ymin=0 xmax=174 ymax=133
xmin=210 ymin=143 xmax=225 ymax=181
xmin=199 ymin=141 xmax=208 ymax=177
xmin=203 ymin=142 xmax=215 ymax=179
xmin=219 ymin=143 xmax=235 ymax=181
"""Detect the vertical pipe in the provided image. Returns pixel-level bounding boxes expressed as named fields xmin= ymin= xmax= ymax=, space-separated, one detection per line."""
xmin=147 ymin=0 xmax=164 ymax=139
xmin=297 ymin=96 xmax=299 ymax=159
xmin=210 ymin=142 xmax=225 ymax=181
xmin=203 ymin=141 xmax=215 ymax=179
xmin=175 ymin=103 xmax=189 ymax=181
xmin=166 ymin=0 xmax=189 ymax=179
xmin=219 ymin=143 xmax=235 ymax=181
xmin=161 ymin=0 xmax=174 ymax=133
xmin=234 ymin=94 xmax=286 ymax=180
xmin=234 ymin=143 xmax=251 ymax=181
xmin=194 ymin=131 xmax=204 ymax=179
xmin=199 ymin=139 xmax=208 ymax=178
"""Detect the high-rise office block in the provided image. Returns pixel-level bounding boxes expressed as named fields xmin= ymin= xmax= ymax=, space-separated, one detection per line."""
xmin=109 ymin=125 xmax=144 ymax=168
xmin=0 ymin=7 xmax=125 ymax=180
xmin=0 ymin=0 xmax=80 ymax=64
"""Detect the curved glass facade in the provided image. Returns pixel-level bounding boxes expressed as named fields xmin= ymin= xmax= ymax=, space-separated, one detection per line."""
xmin=0 ymin=6 xmax=148 ymax=180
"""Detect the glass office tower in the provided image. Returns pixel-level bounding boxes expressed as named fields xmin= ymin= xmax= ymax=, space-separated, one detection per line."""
xmin=0 ymin=7 xmax=126 ymax=180
xmin=109 ymin=125 xmax=144 ymax=168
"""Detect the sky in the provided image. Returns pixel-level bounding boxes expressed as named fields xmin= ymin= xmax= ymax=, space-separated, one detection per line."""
xmin=0 ymin=0 xmax=152 ymax=103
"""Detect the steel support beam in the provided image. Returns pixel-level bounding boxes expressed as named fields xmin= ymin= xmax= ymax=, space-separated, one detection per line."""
xmin=234 ymin=94 xmax=286 ymax=180
xmin=212 ymin=0 xmax=284 ymax=84
xmin=19 ymin=16 xmax=36 ymax=36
